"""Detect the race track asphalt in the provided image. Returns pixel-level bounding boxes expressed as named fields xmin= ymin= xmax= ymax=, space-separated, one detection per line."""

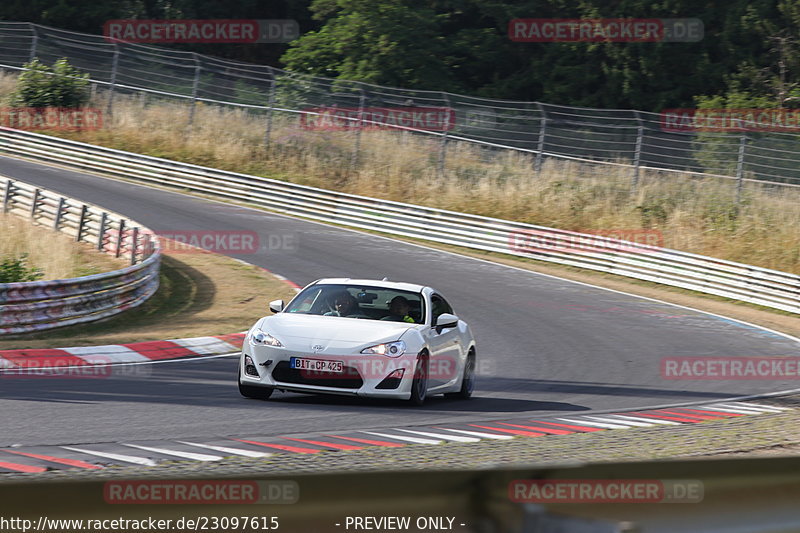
xmin=2 ymin=154 xmax=799 ymax=447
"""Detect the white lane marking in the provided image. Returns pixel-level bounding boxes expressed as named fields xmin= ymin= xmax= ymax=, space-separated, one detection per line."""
xmin=606 ymin=414 xmax=681 ymax=426
xmin=0 ymin=352 xmax=238 ymax=374
xmin=362 ymin=431 xmax=442 ymax=445
xmin=557 ymin=418 xmax=631 ymax=429
xmin=396 ymin=429 xmax=480 ymax=443
xmin=732 ymin=401 xmax=791 ymax=411
xmin=714 ymin=402 xmax=787 ymax=413
xmin=434 ymin=428 xmax=514 ymax=440
xmin=172 ymin=337 xmax=240 ymax=355
xmin=65 ymin=345 xmax=150 ymax=364
xmin=62 ymin=446 xmax=157 ymax=466
xmin=584 ymin=416 xmax=655 ymax=427
xmin=701 ymin=405 xmax=764 ymax=415
xmin=121 ymin=444 xmax=222 ymax=461
xmin=176 ymin=441 xmax=272 ymax=458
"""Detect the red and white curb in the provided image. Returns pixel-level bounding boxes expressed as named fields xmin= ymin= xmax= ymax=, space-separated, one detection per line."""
xmin=0 ymin=333 xmax=246 ymax=370
xmin=0 ymin=401 xmax=788 ymax=473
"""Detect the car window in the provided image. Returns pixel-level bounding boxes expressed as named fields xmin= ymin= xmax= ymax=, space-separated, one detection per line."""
xmin=430 ymin=293 xmax=453 ymax=322
xmin=284 ymin=284 xmax=425 ymax=322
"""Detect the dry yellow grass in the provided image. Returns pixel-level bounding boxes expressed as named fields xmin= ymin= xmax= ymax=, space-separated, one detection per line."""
xmin=0 ymin=71 xmax=16 ymax=98
xmin=1 ymin=75 xmax=798 ymax=275
xmin=0 ymin=212 xmax=125 ymax=280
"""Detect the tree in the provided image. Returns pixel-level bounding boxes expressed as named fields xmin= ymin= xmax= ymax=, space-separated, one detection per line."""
xmin=282 ymin=0 xmax=458 ymax=90
xmin=10 ymin=58 xmax=91 ymax=108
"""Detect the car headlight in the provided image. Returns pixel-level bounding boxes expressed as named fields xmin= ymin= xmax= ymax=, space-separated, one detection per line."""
xmin=250 ymin=329 xmax=284 ymax=347
xmin=361 ymin=340 xmax=406 ymax=357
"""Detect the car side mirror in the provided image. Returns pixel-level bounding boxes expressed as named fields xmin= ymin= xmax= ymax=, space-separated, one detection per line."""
xmin=269 ymin=299 xmax=284 ymax=313
xmin=434 ymin=313 xmax=458 ymax=331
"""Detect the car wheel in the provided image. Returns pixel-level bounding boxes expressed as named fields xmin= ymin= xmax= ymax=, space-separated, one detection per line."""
xmin=409 ymin=352 xmax=429 ymax=406
xmin=238 ymin=361 xmax=274 ymax=400
xmin=447 ymin=350 xmax=475 ymax=400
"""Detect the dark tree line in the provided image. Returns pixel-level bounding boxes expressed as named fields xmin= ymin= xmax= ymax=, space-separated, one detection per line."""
xmin=3 ymin=0 xmax=800 ymax=110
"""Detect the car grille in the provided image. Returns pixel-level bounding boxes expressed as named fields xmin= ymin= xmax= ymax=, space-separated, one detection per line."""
xmin=271 ymin=361 xmax=364 ymax=389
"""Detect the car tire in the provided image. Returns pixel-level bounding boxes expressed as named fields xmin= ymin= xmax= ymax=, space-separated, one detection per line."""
xmin=447 ymin=349 xmax=475 ymax=400
xmin=409 ymin=352 xmax=429 ymax=406
xmin=238 ymin=361 xmax=274 ymax=400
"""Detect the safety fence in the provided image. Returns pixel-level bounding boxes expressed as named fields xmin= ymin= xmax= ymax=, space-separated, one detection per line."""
xmin=0 ymin=174 xmax=160 ymax=335
xmin=1 ymin=127 xmax=797 ymax=316
xmin=1 ymin=22 xmax=800 ymax=194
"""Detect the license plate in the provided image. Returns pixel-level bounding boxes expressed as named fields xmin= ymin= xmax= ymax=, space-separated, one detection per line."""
xmin=290 ymin=357 xmax=343 ymax=373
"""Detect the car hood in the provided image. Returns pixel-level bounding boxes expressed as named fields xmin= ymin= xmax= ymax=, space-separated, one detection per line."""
xmin=258 ymin=313 xmax=415 ymax=351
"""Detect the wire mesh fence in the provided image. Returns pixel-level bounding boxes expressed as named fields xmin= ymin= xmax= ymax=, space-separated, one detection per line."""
xmin=2 ymin=21 xmax=800 ymax=193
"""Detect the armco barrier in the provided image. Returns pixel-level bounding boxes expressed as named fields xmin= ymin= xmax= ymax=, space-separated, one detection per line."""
xmin=1 ymin=127 xmax=798 ymax=315
xmin=0 ymin=174 xmax=160 ymax=335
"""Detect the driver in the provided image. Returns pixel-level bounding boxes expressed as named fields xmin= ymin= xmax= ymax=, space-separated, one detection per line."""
xmin=324 ymin=291 xmax=359 ymax=317
xmin=381 ymin=295 xmax=415 ymax=323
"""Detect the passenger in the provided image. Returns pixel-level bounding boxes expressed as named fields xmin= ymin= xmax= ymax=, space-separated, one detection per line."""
xmin=381 ymin=295 xmax=415 ymax=323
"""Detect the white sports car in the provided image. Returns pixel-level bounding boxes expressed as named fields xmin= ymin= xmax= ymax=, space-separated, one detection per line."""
xmin=238 ymin=278 xmax=476 ymax=405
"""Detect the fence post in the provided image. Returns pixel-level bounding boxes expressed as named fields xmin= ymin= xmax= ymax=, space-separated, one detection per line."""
xmin=264 ymin=69 xmax=277 ymax=148
xmin=2 ymin=179 xmax=13 ymax=213
xmin=130 ymin=227 xmax=139 ymax=265
xmin=97 ymin=212 xmax=107 ymax=251
xmin=115 ymin=219 xmax=126 ymax=258
xmin=141 ymin=233 xmax=153 ymax=258
xmin=631 ymin=112 xmax=644 ymax=192
xmin=438 ymin=93 xmax=451 ymax=177
xmin=351 ymin=88 xmax=366 ymax=171
xmin=106 ymin=44 xmax=120 ymax=118
xmin=76 ymin=204 xmax=88 ymax=242
xmin=187 ymin=53 xmax=201 ymax=127
xmin=29 ymin=188 xmax=40 ymax=220
xmin=535 ymin=103 xmax=547 ymax=173
xmin=736 ymin=132 xmax=747 ymax=203
xmin=28 ymin=23 xmax=38 ymax=62
xmin=53 ymin=197 xmax=65 ymax=230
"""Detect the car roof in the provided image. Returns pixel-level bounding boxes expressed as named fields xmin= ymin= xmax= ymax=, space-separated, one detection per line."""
xmin=313 ymin=278 xmax=428 ymax=293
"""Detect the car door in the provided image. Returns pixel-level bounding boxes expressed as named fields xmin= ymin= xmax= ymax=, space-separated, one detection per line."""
xmin=425 ymin=293 xmax=463 ymax=389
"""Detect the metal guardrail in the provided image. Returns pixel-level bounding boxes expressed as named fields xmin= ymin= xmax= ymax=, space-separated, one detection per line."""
xmin=1 ymin=127 xmax=797 ymax=316
xmin=0 ymin=173 xmax=160 ymax=335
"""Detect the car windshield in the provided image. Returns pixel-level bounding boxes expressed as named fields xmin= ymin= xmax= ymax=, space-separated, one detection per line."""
xmin=284 ymin=284 xmax=425 ymax=323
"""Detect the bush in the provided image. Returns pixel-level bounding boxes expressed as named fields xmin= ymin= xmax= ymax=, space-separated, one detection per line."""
xmin=0 ymin=254 xmax=44 ymax=283
xmin=9 ymin=58 xmax=90 ymax=108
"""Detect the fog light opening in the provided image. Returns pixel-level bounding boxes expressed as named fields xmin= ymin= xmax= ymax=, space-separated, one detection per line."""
xmin=244 ymin=355 xmax=259 ymax=377
xmin=376 ymin=368 xmax=405 ymax=390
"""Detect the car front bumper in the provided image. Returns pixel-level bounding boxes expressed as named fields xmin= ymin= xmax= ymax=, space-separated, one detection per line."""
xmin=241 ymin=343 xmax=418 ymax=400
